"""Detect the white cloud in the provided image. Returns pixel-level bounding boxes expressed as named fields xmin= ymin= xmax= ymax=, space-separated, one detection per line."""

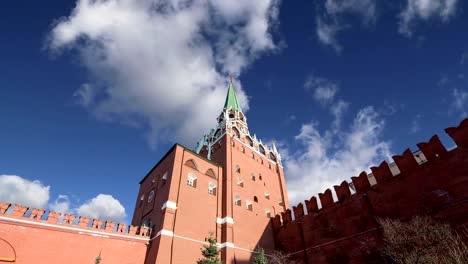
xmin=0 ymin=175 xmax=50 ymax=208
xmin=399 ymin=0 xmax=459 ymax=37
xmin=451 ymin=88 xmax=468 ymax=117
xmin=315 ymin=0 xmax=376 ymax=52
xmin=49 ymin=195 xmax=71 ymax=213
xmin=410 ymin=114 xmax=422 ymax=134
xmin=304 ymin=75 xmax=339 ymax=104
xmin=283 ymin=106 xmax=391 ymax=206
xmin=48 ymin=0 xmax=280 ymax=145
xmin=77 ymin=194 xmax=126 ymax=222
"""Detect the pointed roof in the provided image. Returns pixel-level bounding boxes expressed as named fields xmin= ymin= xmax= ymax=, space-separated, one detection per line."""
xmin=223 ymin=79 xmax=242 ymax=112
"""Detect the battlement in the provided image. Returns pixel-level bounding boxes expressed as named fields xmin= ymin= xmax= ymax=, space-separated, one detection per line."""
xmin=272 ymin=118 xmax=468 ymax=263
xmin=273 ymin=118 xmax=467 ymax=228
xmin=0 ymin=202 xmax=151 ymax=240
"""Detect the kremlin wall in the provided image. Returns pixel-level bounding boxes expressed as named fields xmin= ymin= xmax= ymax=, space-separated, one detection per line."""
xmin=0 ymin=81 xmax=467 ymax=264
xmin=272 ymin=118 xmax=468 ymax=263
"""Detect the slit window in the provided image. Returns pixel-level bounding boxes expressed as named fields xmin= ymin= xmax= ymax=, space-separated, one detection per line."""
xmin=236 ymin=165 xmax=241 ymax=173
xmin=237 ymin=177 xmax=244 ymax=187
xmin=264 ymin=191 xmax=270 ymax=200
xmin=161 ymin=172 xmax=168 ymax=185
xmin=254 ymin=196 xmax=258 ymax=203
xmin=246 ymin=200 xmax=253 ymax=211
xmin=265 ymin=208 xmax=271 ymax=218
xmin=187 ymin=173 xmax=197 ymax=188
xmin=235 ymin=195 xmax=242 ymax=206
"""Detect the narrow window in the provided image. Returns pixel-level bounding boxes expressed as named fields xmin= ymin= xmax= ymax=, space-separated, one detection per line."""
xmin=259 ymin=174 xmax=262 ymax=181
xmin=235 ymin=165 xmax=241 ymax=173
xmin=232 ymin=127 xmax=240 ymax=138
xmin=161 ymin=172 xmax=168 ymax=185
xmin=187 ymin=173 xmax=197 ymax=188
xmin=148 ymin=190 xmax=155 ymax=203
xmin=264 ymin=191 xmax=270 ymax=200
xmin=247 ymin=137 xmax=253 ymax=147
xmin=265 ymin=209 xmax=271 ymax=218
xmin=208 ymin=182 xmax=217 ymax=196
xmin=259 ymin=145 xmax=266 ymax=155
xmin=246 ymin=200 xmax=253 ymax=211
xmin=270 ymin=153 xmax=277 ymax=162
xmin=278 ymin=199 xmax=284 ymax=206
xmin=237 ymin=177 xmax=244 ymax=187
xmin=251 ymin=173 xmax=255 ymax=181
xmin=234 ymin=195 xmax=242 ymax=206
xmin=254 ymin=196 xmax=258 ymax=203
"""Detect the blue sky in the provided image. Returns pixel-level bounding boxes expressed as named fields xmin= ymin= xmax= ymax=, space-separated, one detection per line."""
xmin=1 ymin=0 xmax=467 ymax=223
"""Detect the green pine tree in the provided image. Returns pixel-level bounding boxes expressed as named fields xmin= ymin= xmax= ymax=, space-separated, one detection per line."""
xmin=253 ymin=248 xmax=268 ymax=264
xmin=197 ymin=233 xmax=222 ymax=264
xmin=94 ymin=251 xmax=102 ymax=264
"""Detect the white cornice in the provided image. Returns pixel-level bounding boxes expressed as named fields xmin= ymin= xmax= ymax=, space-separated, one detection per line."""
xmin=161 ymin=200 xmax=177 ymax=210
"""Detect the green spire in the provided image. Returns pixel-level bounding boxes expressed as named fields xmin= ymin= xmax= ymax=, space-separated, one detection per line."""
xmin=223 ymin=78 xmax=242 ymax=112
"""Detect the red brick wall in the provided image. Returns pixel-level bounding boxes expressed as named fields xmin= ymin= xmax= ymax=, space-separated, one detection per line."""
xmin=0 ymin=204 xmax=149 ymax=264
xmin=273 ymin=119 xmax=468 ymax=264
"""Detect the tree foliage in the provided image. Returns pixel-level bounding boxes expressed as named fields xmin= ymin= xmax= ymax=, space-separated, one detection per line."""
xmin=197 ymin=233 xmax=222 ymax=264
xmin=379 ymin=216 xmax=468 ymax=264
xmin=253 ymin=248 xmax=268 ymax=264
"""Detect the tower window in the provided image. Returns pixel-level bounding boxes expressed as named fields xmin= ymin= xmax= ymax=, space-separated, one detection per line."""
xmin=208 ymin=182 xmax=217 ymax=196
xmin=264 ymin=191 xmax=270 ymax=200
xmin=259 ymin=145 xmax=266 ymax=155
xmin=254 ymin=196 xmax=258 ymax=203
xmin=259 ymin=174 xmax=262 ymax=181
xmin=237 ymin=177 xmax=244 ymax=187
xmin=246 ymin=200 xmax=253 ymax=211
xmin=233 ymin=127 xmax=240 ymax=138
xmin=161 ymin=172 xmax=168 ymax=185
xmin=187 ymin=173 xmax=197 ymax=188
xmin=229 ymin=113 xmax=235 ymax=119
xmin=270 ymin=153 xmax=277 ymax=162
xmin=247 ymin=137 xmax=253 ymax=147
xmin=251 ymin=152 xmax=255 ymax=159
xmin=234 ymin=195 xmax=242 ymax=206
xmin=265 ymin=209 xmax=271 ymax=218
xmin=251 ymin=173 xmax=255 ymax=181
xmin=148 ymin=190 xmax=155 ymax=203
xmin=235 ymin=165 xmax=241 ymax=173
xmin=278 ymin=199 xmax=284 ymax=206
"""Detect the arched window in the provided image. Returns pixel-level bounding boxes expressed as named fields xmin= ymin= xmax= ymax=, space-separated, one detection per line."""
xmin=254 ymin=196 xmax=258 ymax=203
xmin=142 ymin=218 xmax=152 ymax=228
xmin=259 ymin=145 xmax=266 ymax=155
xmin=270 ymin=153 xmax=277 ymax=162
xmin=185 ymin=159 xmax=198 ymax=171
xmin=234 ymin=195 xmax=242 ymax=206
xmin=259 ymin=174 xmax=262 ymax=181
xmin=148 ymin=190 xmax=155 ymax=203
xmin=187 ymin=172 xmax=197 ymax=187
xmin=246 ymin=136 xmax=253 ymax=147
xmin=232 ymin=127 xmax=240 ymax=138
xmin=208 ymin=182 xmax=217 ymax=196
xmin=235 ymin=165 xmax=241 ymax=173
xmin=206 ymin=169 xmax=217 ymax=179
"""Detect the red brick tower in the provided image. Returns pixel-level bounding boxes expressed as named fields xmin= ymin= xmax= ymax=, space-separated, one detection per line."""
xmin=132 ymin=80 xmax=289 ymax=263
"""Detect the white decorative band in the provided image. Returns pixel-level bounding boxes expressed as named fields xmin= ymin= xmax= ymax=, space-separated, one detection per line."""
xmin=161 ymin=201 xmax=177 ymax=210
xmin=217 ymin=242 xmax=235 ymax=248
xmin=216 ymin=217 xmax=234 ymax=224
xmin=155 ymin=229 xmax=174 ymax=238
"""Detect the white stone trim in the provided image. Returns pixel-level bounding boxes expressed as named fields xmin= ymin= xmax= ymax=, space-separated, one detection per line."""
xmin=161 ymin=200 xmax=177 ymax=210
xmin=217 ymin=242 xmax=235 ymax=248
xmin=0 ymin=216 xmax=149 ymax=241
xmin=216 ymin=217 xmax=234 ymax=224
